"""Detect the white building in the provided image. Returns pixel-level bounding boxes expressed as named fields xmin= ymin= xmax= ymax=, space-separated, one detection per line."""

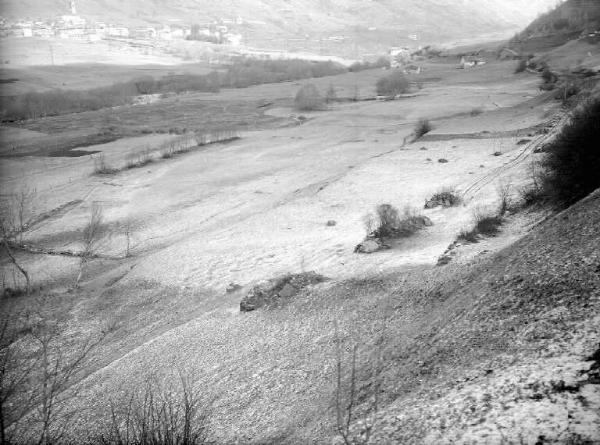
xmin=225 ymin=33 xmax=242 ymax=46
xmin=60 ymin=15 xmax=86 ymax=27
xmin=107 ymin=26 xmax=130 ymax=38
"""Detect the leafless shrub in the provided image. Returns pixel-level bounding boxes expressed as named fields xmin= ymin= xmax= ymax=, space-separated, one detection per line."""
xmin=372 ymin=204 xmax=432 ymax=239
xmin=496 ymin=180 xmax=513 ymax=215
xmin=1 ymin=305 xmax=104 ymax=444
xmin=0 ymin=186 xmax=36 ymax=295
xmin=334 ymin=326 xmax=380 ymax=445
xmin=99 ymin=372 xmax=212 ymax=445
xmin=94 ymin=154 xmax=118 ymax=175
xmin=76 ymin=203 xmax=106 ymax=285
xmin=126 ymin=148 xmax=153 ymax=169
xmin=362 ymin=213 xmax=377 ymax=236
xmin=414 ymin=118 xmax=432 ymax=139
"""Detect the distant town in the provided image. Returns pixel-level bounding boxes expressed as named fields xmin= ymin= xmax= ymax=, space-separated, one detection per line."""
xmin=0 ymin=0 xmax=245 ymax=46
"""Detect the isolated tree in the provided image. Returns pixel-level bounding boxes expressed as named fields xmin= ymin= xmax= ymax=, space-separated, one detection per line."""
xmin=76 ymin=203 xmax=105 ymax=285
xmin=0 ymin=185 xmax=36 ymax=295
xmin=325 ymin=84 xmax=337 ymax=104
xmin=294 ymin=84 xmax=324 ymax=111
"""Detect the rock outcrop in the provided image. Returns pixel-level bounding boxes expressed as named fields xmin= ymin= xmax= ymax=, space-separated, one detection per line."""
xmin=240 ymin=271 xmax=328 ymax=312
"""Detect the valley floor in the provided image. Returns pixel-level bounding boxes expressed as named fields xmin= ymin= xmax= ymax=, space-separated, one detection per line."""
xmin=1 ymin=58 xmax=598 ymax=443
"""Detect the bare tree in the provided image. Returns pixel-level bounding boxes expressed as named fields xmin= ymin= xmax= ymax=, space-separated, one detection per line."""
xmin=0 ymin=186 xmax=36 ymax=295
xmin=334 ymin=327 xmax=380 ymax=445
xmin=0 ymin=306 xmax=104 ymax=444
xmin=496 ymin=179 xmax=513 ymax=215
xmin=76 ymin=203 xmax=105 ymax=286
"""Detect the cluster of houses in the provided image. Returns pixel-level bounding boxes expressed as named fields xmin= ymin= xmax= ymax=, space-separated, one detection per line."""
xmin=0 ymin=7 xmax=244 ymax=46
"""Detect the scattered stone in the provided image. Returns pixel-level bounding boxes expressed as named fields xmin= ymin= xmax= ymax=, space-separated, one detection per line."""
xmin=517 ymin=138 xmax=531 ymax=145
xmin=420 ymin=146 xmax=428 ymax=150
xmin=438 ymin=158 xmax=449 ymax=163
xmin=240 ymin=271 xmax=328 ymax=312
xmin=326 ymin=220 xmax=337 ymax=227
xmin=493 ymin=151 xmax=502 ymax=156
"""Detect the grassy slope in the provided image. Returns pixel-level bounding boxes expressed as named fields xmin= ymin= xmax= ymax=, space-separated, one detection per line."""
xmin=61 ymin=190 xmax=600 ymax=444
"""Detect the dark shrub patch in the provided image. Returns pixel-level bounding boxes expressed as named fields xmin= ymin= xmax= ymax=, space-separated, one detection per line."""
xmin=424 ymin=188 xmax=462 ymax=208
xmin=294 ymin=84 xmax=324 ymax=111
xmin=415 ymin=119 xmax=432 ymax=139
xmin=475 ymin=215 xmax=503 ymax=236
xmin=376 ymin=71 xmax=409 ymax=97
xmin=541 ymin=97 xmax=600 ymax=207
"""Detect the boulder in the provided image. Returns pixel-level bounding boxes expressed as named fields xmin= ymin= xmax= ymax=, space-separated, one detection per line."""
xmin=354 ymin=237 xmax=389 ymax=254
xmin=240 ymin=271 xmax=328 ymax=312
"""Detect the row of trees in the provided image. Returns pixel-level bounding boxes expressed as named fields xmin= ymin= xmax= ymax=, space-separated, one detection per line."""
xmin=1 ymin=58 xmax=347 ymax=122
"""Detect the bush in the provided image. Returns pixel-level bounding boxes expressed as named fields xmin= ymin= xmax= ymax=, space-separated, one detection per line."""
xmin=414 ymin=118 xmax=432 ymax=139
xmin=541 ymin=97 xmax=600 ymax=207
xmin=294 ymin=84 xmax=324 ymax=111
xmin=540 ymin=66 xmax=557 ymax=90
xmin=424 ymin=188 xmax=462 ymax=208
xmin=372 ymin=204 xmax=432 ymax=239
xmin=458 ymin=209 xmax=503 ymax=243
xmin=475 ymin=214 xmax=503 ymax=236
xmin=375 ymin=71 xmax=409 ymax=97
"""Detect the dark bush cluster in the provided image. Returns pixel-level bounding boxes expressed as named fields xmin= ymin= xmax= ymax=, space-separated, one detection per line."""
xmin=424 ymin=188 xmax=462 ymax=208
xmin=294 ymin=84 xmax=324 ymax=111
xmin=414 ymin=119 xmax=432 ymax=139
xmin=375 ymin=71 xmax=409 ymax=97
xmin=541 ymin=96 xmax=600 ymax=207
xmin=372 ymin=204 xmax=432 ymax=239
xmin=458 ymin=212 xmax=503 ymax=243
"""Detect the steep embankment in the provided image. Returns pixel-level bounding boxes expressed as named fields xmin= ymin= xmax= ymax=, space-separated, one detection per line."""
xmin=364 ymin=190 xmax=600 ymax=444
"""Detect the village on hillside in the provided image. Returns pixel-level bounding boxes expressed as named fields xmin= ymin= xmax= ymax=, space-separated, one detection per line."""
xmin=0 ymin=0 xmax=245 ymax=46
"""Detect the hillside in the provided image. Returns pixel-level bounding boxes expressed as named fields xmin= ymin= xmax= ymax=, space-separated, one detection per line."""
xmin=2 ymin=0 xmax=557 ymax=48
xmin=509 ymin=0 xmax=600 ymax=53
